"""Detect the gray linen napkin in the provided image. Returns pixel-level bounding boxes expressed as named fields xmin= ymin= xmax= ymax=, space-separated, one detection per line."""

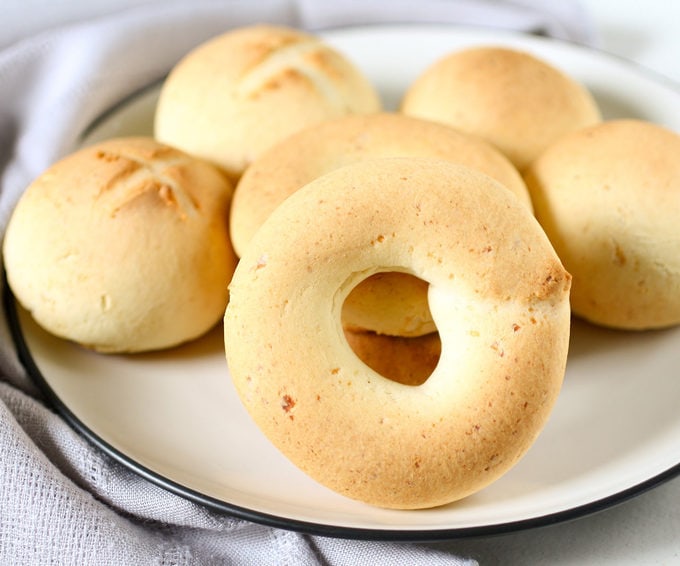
xmin=0 ymin=1 xmax=595 ymax=564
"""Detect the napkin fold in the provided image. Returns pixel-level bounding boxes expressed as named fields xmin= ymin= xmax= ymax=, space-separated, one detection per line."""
xmin=0 ymin=1 xmax=596 ymax=564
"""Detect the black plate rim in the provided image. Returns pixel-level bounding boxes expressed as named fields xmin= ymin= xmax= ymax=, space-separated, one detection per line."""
xmin=5 ymin=283 xmax=680 ymax=542
xmin=5 ymin=23 xmax=680 ymax=542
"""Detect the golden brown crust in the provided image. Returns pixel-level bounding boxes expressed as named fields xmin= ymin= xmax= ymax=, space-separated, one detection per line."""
xmin=343 ymin=329 xmax=441 ymax=387
xmin=401 ymin=46 xmax=601 ymax=171
xmin=231 ymin=112 xmax=531 ymax=256
xmin=224 ymin=157 xmax=571 ymax=509
xmin=231 ymin=112 xmax=533 ymax=337
xmin=3 ymin=137 xmax=237 ymax=352
xmin=524 ymin=119 xmax=680 ymax=329
xmin=154 ymin=24 xmax=381 ymax=180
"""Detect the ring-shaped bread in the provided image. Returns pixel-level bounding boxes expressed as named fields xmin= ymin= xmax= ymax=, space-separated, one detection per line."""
xmin=224 ymin=157 xmax=571 ymax=509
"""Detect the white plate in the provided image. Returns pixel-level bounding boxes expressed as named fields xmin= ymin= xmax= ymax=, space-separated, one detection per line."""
xmin=8 ymin=25 xmax=680 ymax=540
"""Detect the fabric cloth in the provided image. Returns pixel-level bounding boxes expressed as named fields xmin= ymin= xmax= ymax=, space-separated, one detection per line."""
xmin=0 ymin=1 xmax=596 ymax=564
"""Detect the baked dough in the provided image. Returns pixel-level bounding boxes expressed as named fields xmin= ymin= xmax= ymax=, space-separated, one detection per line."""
xmin=231 ymin=112 xmax=531 ymax=256
xmin=154 ymin=24 xmax=381 ymax=180
xmin=3 ymin=137 xmax=237 ymax=352
xmin=224 ymin=157 xmax=571 ymax=509
xmin=343 ymin=329 xmax=441 ymax=387
xmin=231 ymin=112 xmax=532 ymax=337
xmin=401 ymin=46 xmax=601 ymax=171
xmin=342 ymin=270 xmax=434 ymax=337
xmin=524 ymin=119 xmax=680 ymax=329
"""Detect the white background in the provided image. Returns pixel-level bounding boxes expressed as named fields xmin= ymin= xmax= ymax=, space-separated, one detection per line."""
xmin=1 ymin=1 xmax=679 ymax=564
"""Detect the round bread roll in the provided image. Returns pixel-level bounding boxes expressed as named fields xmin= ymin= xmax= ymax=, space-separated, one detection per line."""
xmin=401 ymin=46 xmax=601 ymax=171
xmin=154 ymin=24 xmax=381 ymax=180
xmin=231 ymin=112 xmax=532 ymax=337
xmin=3 ymin=137 xmax=237 ymax=353
xmin=231 ymin=112 xmax=531 ymax=256
xmin=342 ymin=271 xmax=434 ymax=337
xmin=524 ymin=119 xmax=680 ymax=330
xmin=343 ymin=329 xmax=441 ymax=387
xmin=224 ymin=157 xmax=571 ymax=509
xmin=230 ymin=112 xmax=531 ymax=256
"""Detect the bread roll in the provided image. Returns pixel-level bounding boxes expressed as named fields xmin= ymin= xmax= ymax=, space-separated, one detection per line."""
xmin=524 ymin=119 xmax=680 ymax=329
xmin=401 ymin=46 xmax=601 ymax=171
xmin=3 ymin=137 xmax=237 ymax=352
xmin=155 ymin=24 xmax=381 ymax=179
xmin=231 ymin=112 xmax=531 ymax=257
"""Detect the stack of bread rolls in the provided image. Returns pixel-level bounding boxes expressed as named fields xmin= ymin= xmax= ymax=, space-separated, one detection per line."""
xmin=5 ymin=24 xmax=680 ymax=509
xmin=4 ymin=24 xmax=380 ymax=353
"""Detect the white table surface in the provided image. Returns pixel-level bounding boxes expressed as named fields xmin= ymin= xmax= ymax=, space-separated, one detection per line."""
xmin=1 ymin=1 xmax=679 ymax=564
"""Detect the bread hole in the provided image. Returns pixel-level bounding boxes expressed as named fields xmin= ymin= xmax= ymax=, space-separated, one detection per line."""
xmin=344 ymin=328 xmax=441 ymax=386
xmin=342 ymin=272 xmax=441 ymax=386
